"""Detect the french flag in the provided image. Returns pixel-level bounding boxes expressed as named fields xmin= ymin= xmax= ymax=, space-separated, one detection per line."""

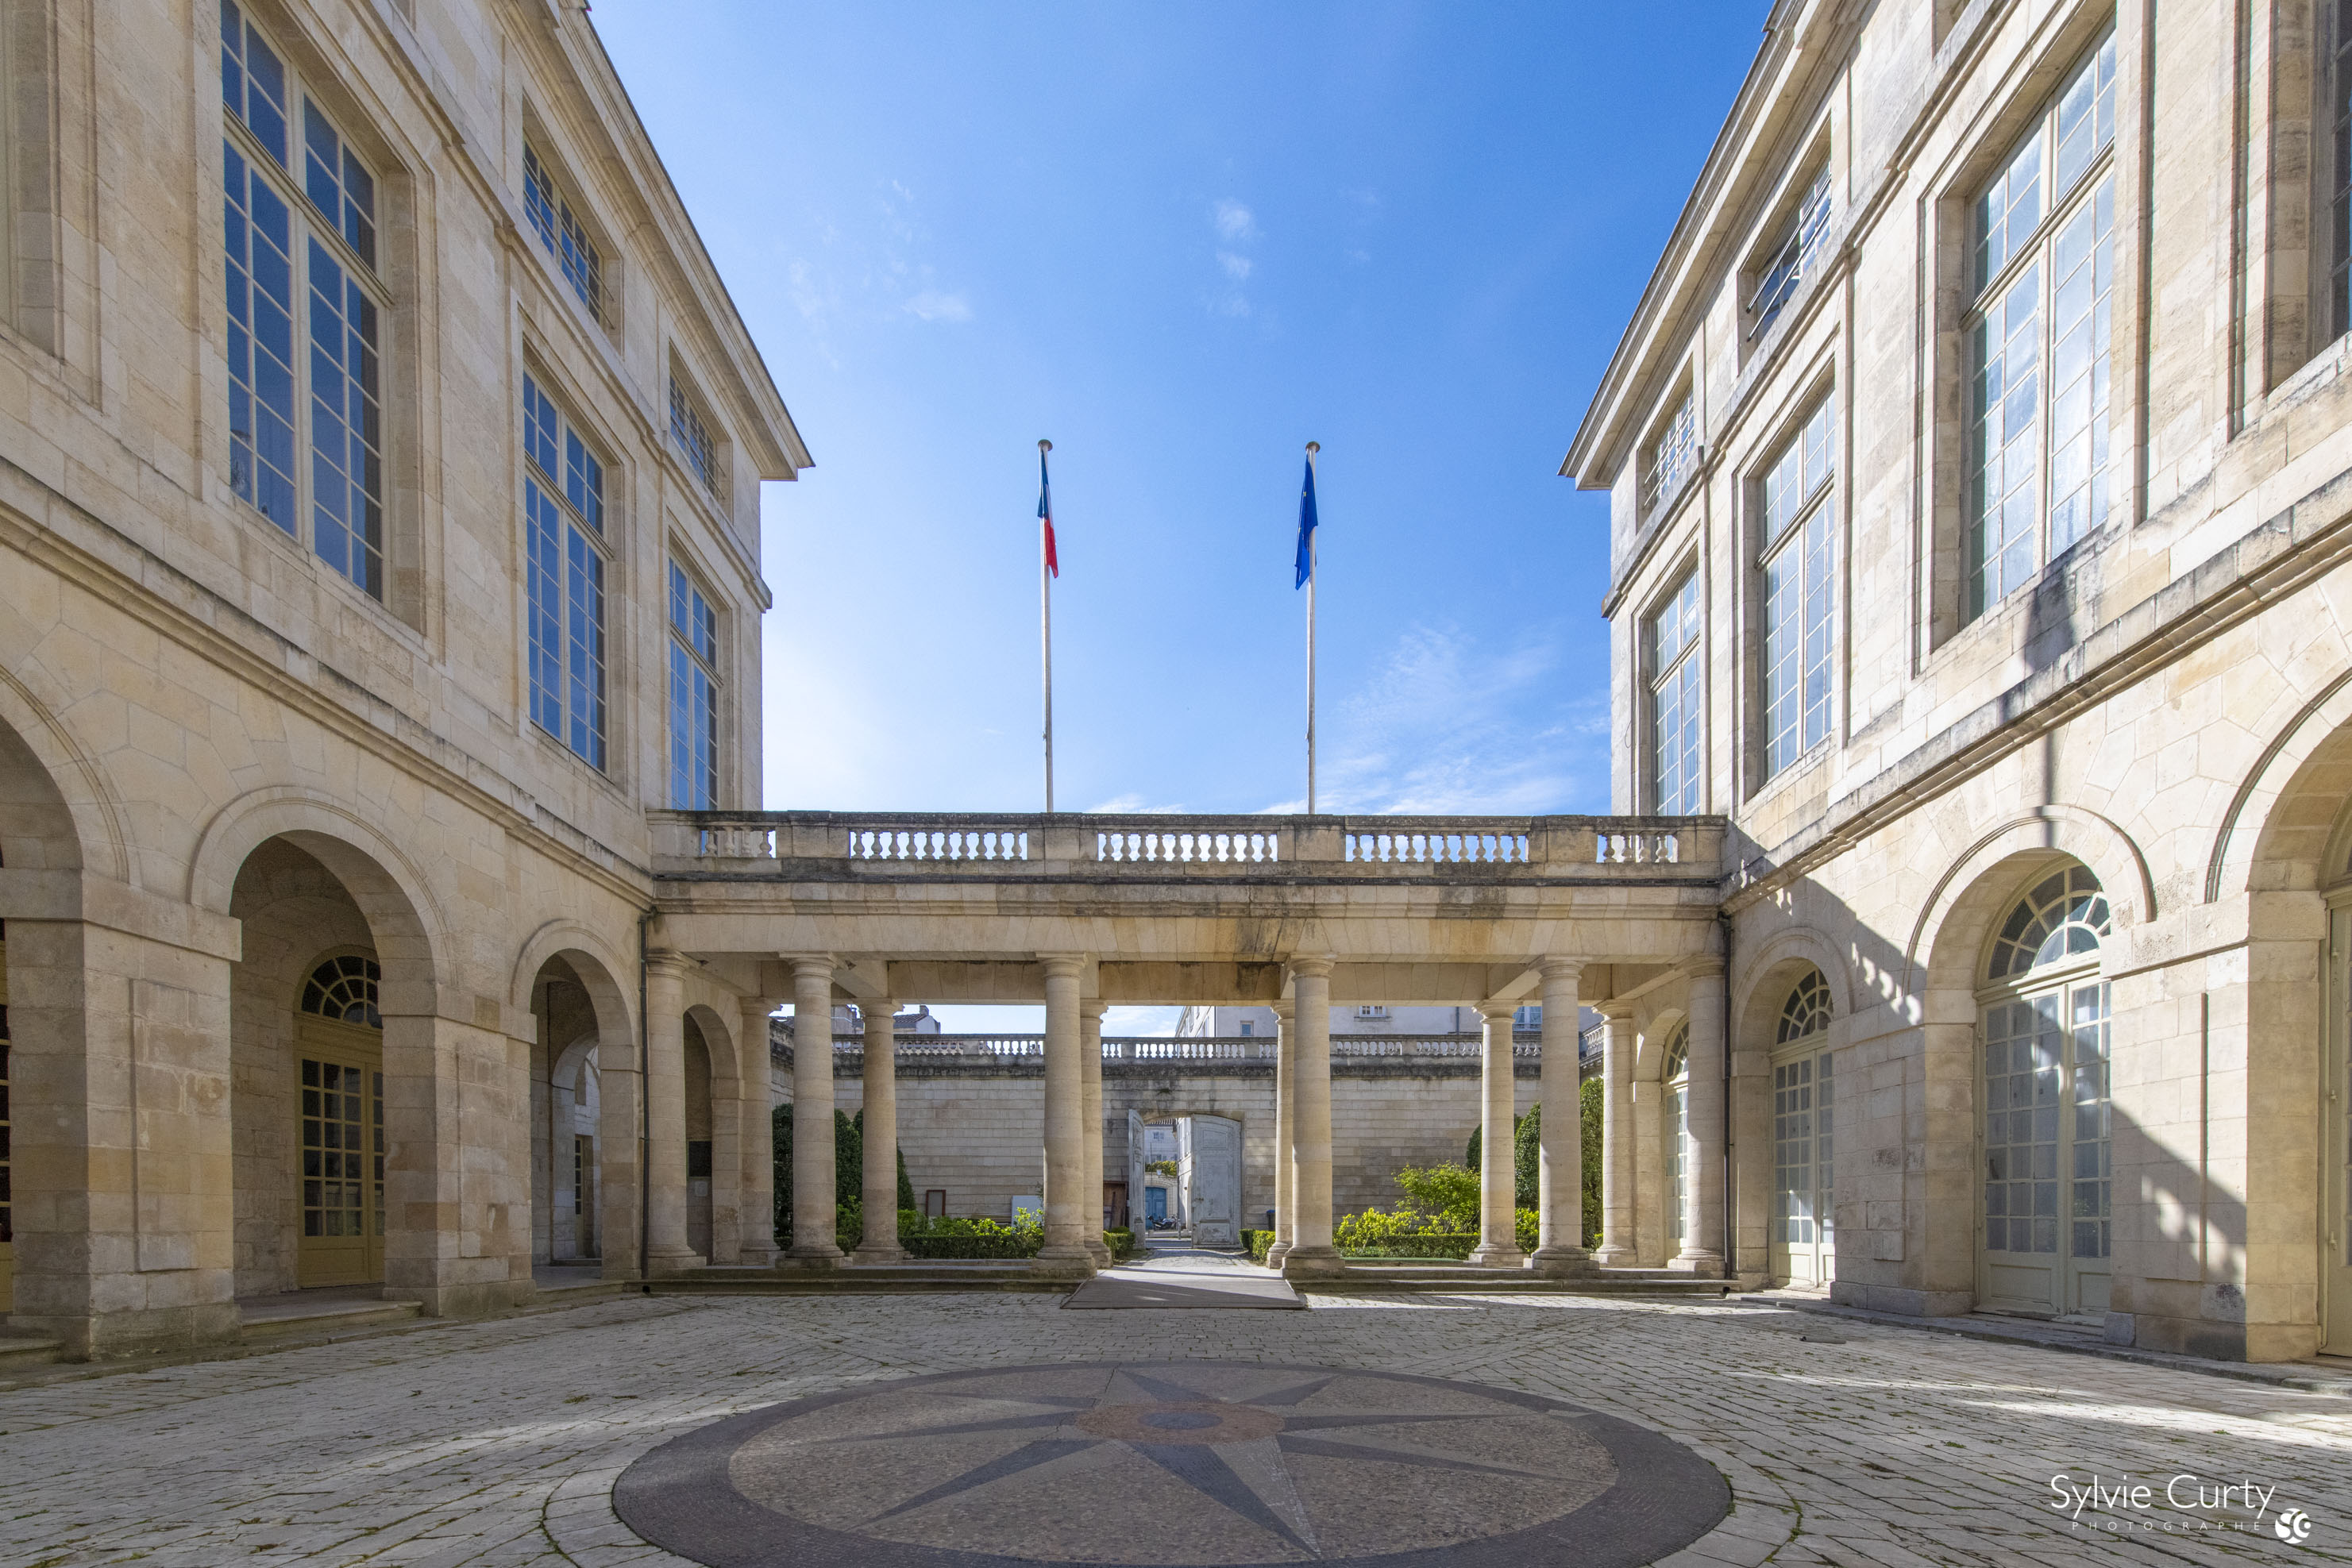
xmin=1038 ymin=446 xmax=1058 ymax=578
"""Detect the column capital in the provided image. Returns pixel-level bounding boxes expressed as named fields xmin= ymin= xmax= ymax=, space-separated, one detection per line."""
xmin=1270 ymin=998 xmax=1296 ymax=1022
xmin=1476 ymin=999 xmax=1519 ymax=1023
xmin=1038 ymin=952 xmax=1089 ymax=980
xmin=1079 ymin=997 xmax=1109 ymax=1022
xmin=861 ymin=999 xmax=897 ymax=1023
xmin=646 ymin=950 xmax=694 ymax=982
xmin=1538 ymin=955 xmax=1587 ymax=983
xmin=738 ymin=995 xmax=787 ymax=1017
xmin=1596 ymin=998 xmax=1636 ymax=1021
xmin=1285 ymin=954 xmax=1335 ymax=981
xmin=781 ymin=954 xmax=836 ymax=985
xmin=1683 ymin=956 xmax=1726 ymax=980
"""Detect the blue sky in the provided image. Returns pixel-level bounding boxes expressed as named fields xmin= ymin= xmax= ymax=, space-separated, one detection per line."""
xmin=591 ymin=2 xmax=1768 ymax=1027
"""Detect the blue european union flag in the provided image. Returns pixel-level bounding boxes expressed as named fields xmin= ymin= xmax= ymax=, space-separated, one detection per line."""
xmin=1294 ymin=455 xmax=1318 ymax=589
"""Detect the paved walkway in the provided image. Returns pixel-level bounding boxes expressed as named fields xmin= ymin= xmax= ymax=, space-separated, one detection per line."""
xmin=1 ymin=1291 xmax=2348 ymax=1566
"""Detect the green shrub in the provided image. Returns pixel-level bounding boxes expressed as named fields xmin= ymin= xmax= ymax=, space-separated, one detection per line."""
xmin=896 ymin=1212 xmax=1044 ymax=1260
xmin=773 ymin=1104 xmax=915 ymax=1247
xmin=1516 ymin=1206 xmax=1539 ymax=1256
xmin=1105 ymin=1227 xmax=1139 ymax=1261
xmin=1466 ymin=1111 xmax=1542 ymax=1211
xmin=1582 ymin=1074 xmax=1603 ymax=1249
xmin=1390 ymin=1162 xmax=1480 ymax=1231
xmin=1344 ymin=1232 xmax=1477 ymax=1259
xmin=1243 ymin=1229 xmax=1274 ymax=1265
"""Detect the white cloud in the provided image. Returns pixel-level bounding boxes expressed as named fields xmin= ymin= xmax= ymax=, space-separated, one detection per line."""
xmin=903 ymin=289 xmax=973 ymax=322
xmin=1308 ymin=623 xmax=1600 ymax=816
xmin=1216 ymin=251 xmax=1253 ymax=281
xmin=1213 ymin=198 xmax=1256 ymax=241
xmin=1088 ymin=793 xmax=1189 ymax=814
xmin=1102 ymin=1006 xmax=1182 ymax=1037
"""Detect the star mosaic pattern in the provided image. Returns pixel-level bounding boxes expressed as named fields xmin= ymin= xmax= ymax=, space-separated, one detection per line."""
xmin=616 ymin=1360 xmax=1729 ymax=1567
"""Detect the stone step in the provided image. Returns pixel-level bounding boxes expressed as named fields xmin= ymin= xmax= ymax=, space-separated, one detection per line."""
xmin=646 ymin=1264 xmax=1069 ymax=1295
xmin=240 ymin=1298 xmax=423 ymax=1341
xmin=1299 ymin=1266 xmax=1730 ymax=1296
xmin=0 ymin=1331 xmax=63 ymax=1372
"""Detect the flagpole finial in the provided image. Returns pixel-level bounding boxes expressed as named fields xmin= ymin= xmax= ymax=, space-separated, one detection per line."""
xmin=1039 ymin=438 xmax=1052 ymax=453
xmin=1305 ymin=441 xmax=1319 ymax=454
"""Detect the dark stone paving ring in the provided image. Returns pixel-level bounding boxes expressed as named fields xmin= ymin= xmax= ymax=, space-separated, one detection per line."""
xmin=615 ymin=1360 xmax=1729 ymax=1566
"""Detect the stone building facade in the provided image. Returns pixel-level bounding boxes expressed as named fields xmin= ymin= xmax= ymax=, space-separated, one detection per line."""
xmin=1565 ymin=0 xmax=2352 ymax=1360
xmin=0 ymin=0 xmax=804 ymax=1355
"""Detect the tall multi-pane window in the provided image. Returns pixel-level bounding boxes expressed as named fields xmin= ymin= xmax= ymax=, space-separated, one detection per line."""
xmin=1640 ymin=390 xmax=1698 ymax=515
xmin=670 ymin=376 xmax=723 ymax=501
xmin=523 ymin=144 xmax=603 ymax=320
xmin=1645 ymin=567 xmax=1704 ymax=813
xmin=667 ymin=561 xmax=720 ymax=808
xmin=1757 ymin=395 xmax=1836 ymax=779
xmin=523 ymin=375 xmax=607 ymax=769
xmin=1965 ymin=34 xmax=2116 ymax=619
xmin=221 ymin=0 xmax=386 ymax=598
xmin=1748 ymin=164 xmax=1832 ymax=340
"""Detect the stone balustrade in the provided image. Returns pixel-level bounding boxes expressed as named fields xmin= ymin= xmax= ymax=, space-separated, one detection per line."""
xmin=772 ymin=1031 xmax=1549 ymax=1063
xmin=655 ymin=811 xmax=1720 ymax=880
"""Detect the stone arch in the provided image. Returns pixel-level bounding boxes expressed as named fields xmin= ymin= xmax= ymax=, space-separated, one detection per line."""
xmin=523 ymin=939 xmax=637 ymax=1273
xmin=1633 ymin=1007 xmax=1688 ymax=1084
xmin=0 ymin=658 xmax=128 ymax=883
xmin=1904 ymin=807 xmax=2150 ymax=1000
xmin=188 ymin=788 xmax=447 ymax=992
xmin=1733 ymin=928 xmax=1852 ymax=1056
xmin=2204 ymin=666 xmax=2352 ymax=902
xmin=509 ymin=919 xmax=636 ymax=1033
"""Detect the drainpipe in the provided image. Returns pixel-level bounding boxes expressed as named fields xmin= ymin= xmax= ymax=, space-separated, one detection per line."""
xmin=638 ymin=908 xmax=655 ymax=1287
xmin=1718 ymin=911 xmax=1735 ymax=1281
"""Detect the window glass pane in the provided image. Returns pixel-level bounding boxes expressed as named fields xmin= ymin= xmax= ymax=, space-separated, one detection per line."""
xmin=1646 ymin=568 xmax=1703 ymax=815
xmin=300 ymin=102 xmax=376 ymax=271
xmin=1641 ymin=393 xmax=1696 ymax=513
xmin=565 ymin=525 xmax=606 ymax=769
xmin=2053 ymin=36 xmax=2119 ymax=194
xmin=1975 ymin=129 xmax=2042 ymax=287
xmin=526 ymin=477 xmax=565 ymax=740
xmin=2046 ymin=179 xmax=2115 ymax=557
xmin=1749 ymin=166 xmax=1832 ymax=339
xmin=669 ymin=378 xmax=722 ymax=499
xmin=1760 ymin=396 xmax=1833 ymax=542
xmin=225 ymin=143 xmax=299 ymax=533
xmin=307 ymin=241 xmax=384 ymax=598
xmin=1799 ymin=500 xmax=1834 ymax=754
xmin=221 ymin=0 xmax=287 ymax=166
xmin=525 ymin=144 xmax=603 ymax=318
xmin=1967 ymin=262 xmax=2042 ymax=617
xmin=565 ymin=430 xmax=603 ymax=533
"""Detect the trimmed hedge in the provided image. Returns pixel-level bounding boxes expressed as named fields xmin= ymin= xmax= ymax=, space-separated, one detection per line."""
xmin=896 ymin=1213 xmax=1043 ymax=1259
xmin=1105 ymin=1227 xmax=1140 ymax=1261
xmin=1341 ymin=1232 xmax=1478 ymax=1260
xmin=1243 ymin=1229 xmax=1274 ymax=1265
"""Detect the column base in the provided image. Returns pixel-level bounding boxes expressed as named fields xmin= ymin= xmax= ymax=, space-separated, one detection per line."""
xmin=1467 ymin=1244 xmax=1526 ymax=1269
xmin=738 ymin=1243 xmax=780 ymax=1269
xmin=1084 ymin=1238 xmax=1113 ymax=1266
xmin=1529 ymin=1246 xmax=1596 ymax=1277
xmin=1592 ymin=1243 xmax=1636 ymax=1267
xmin=1668 ymin=1249 xmax=1723 ymax=1275
xmin=780 ymin=1243 xmax=843 ymax=1271
xmin=1279 ymin=1246 xmax=1349 ymax=1281
xmin=850 ymin=1242 xmax=908 ymax=1266
xmin=1030 ymin=1244 xmax=1098 ymax=1281
xmin=646 ymin=1248 xmax=707 ymax=1278
xmin=1263 ymin=1242 xmax=1292 ymax=1270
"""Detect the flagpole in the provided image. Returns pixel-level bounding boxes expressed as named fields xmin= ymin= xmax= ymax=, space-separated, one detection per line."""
xmin=1305 ymin=441 xmax=1319 ymax=816
xmin=1039 ymin=437 xmax=1054 ymax=815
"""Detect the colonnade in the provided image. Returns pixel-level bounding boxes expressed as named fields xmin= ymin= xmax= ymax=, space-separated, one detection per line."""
xmin=727 ymin=952 xmax=1621 ymax=1281
xmin=1591 ymin=964 xmax=1730 ymax=1273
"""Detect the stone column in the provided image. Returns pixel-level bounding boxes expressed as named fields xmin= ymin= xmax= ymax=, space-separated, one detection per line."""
xmin=1470 ymin=1001 xmax=1525 ymax=1266
xmin=1267 ymin=1000 xmax=1296 ymax=1269
xmin=1675 ymin=958 xmax=1727 ymax=1274
xmin=1532 ymin=958 xmax=1591 ymax=1273
xmin=785 ymin=956 xmax=842 ymax=1267
xmin=1594 ymin=1002 xmax=1637 ymax=1267
xmin=853 ymin=1000 xmax=904 ymax=1263
xmin=1081 ymin=1000 xmax=1112 ymax=1266
xmin=1034 ymin=955 xmax=1097 ymax=1277
xmin=643 ymin=953 xmax=700 ymax=1274
xmin=737 ymin=994 xmax=781 ymax=1267
xmin=1281 ymin=957 xmax=1344 ymax=1278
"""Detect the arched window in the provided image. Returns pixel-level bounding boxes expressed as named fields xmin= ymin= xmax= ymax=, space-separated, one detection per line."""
xmin=300 ymin=954 xmax=381 ymax=1028
xmin=1661 ymin=1022 xmax=1690 ymax=1083
xmin=1980 ymin=863 xmax=2111 ymax=1318
xmin=1777 ymin=968 xmax=1832 ymax=1042
xmin=1987 ymin=865 xmax=2111 ymax=979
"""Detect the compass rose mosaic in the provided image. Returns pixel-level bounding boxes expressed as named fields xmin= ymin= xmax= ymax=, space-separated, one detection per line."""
xmin=615 ymin=1360 xmax=1728 ymax=1566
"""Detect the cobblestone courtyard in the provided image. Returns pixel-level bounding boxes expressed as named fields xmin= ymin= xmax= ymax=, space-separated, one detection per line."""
xmin=2 ymin=1292 xmax=2349 ymax=1568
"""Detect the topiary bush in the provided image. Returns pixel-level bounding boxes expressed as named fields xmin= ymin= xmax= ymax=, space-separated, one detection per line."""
xmin=1105 ymin=1227 xmax=1139 ymax=1261
xmin=1243 ymin=1229 xmax=1274 ymax=1265
xmin=896 ymin=1212 xmax=1044 ymax=1260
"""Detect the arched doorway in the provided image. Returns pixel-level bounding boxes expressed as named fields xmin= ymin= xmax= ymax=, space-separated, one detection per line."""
xmin=1771 ymin=969 xmax=1834 ymax=1289
xmin=1660 ymin=1023 xmax=1690 ymax=1256
xmin=0 ymin=894 xmax=12 ymax=1312
xmin=684 ymin=1016 xmax=715 ymax=1260
xmin=293 ymin=952 xmax=385 ymax=1287
xmin=1978 ymin=864 xmax=2112 ymax=1320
